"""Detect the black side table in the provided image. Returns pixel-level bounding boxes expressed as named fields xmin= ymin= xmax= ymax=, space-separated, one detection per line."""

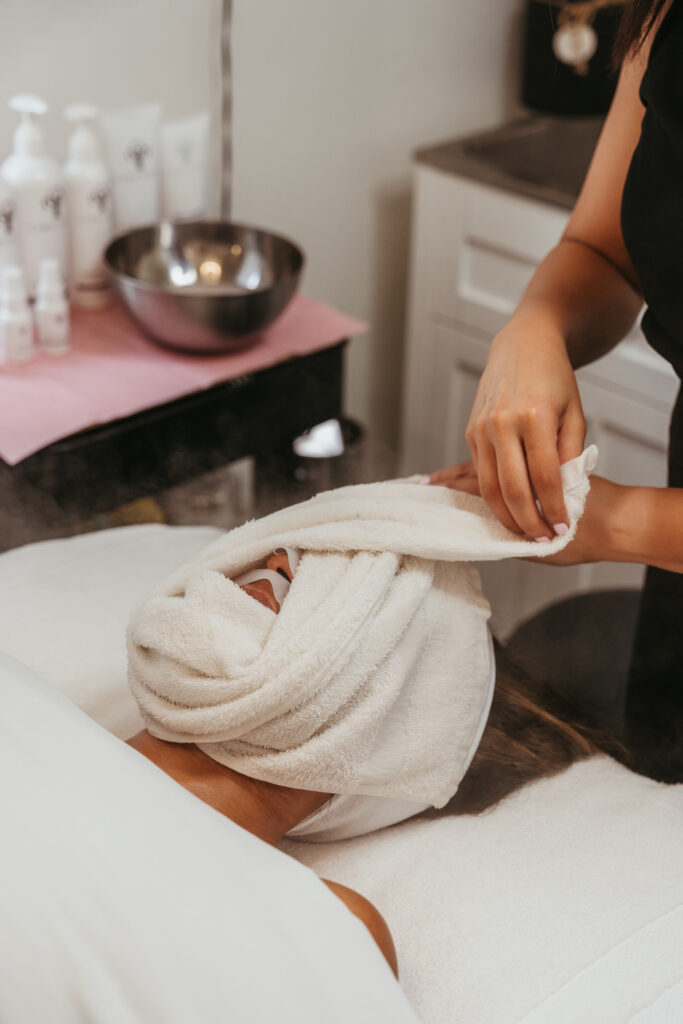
xmin=0 ymin=341 xmax=346 ymax=529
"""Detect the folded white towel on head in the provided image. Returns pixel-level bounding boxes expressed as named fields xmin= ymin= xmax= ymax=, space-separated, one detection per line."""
xmin=127 ymin=446 xmax=597 ymax=809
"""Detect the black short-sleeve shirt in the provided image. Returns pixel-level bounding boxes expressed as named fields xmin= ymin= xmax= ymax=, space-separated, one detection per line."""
xmin=621 ymin=0 xmax=683 ymax=379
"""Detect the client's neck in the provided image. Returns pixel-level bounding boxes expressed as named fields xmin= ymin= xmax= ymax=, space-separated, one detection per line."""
xmin=127 ymin=730 xmax=329 ymax=846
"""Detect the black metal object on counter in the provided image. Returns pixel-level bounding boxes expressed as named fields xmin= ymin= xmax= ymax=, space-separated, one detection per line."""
xmin=522 ymin=0 xmax=623 ymax=116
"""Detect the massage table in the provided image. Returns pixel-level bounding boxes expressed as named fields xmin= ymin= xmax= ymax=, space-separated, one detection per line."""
xmin=1 ymin=524 xmax=681 ymax=1023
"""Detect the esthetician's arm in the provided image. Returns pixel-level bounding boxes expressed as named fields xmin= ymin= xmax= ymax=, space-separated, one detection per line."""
xmin=545 ymin=477 xmax=683 ymax=575
xmin=463 ymin=41 xmax=651 ymax=541
xmin=428 ymin=464 xmax=683 ymax=575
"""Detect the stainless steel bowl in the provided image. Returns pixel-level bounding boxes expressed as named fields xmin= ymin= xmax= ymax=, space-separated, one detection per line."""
xmin=104 ymin=220 xmax=305 ymax=354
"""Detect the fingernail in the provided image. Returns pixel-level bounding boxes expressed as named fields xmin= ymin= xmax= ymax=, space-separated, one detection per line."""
xmin=535 ymin=536 xmax=551 ymax=544
xmin=416 ymin=475 xmax=430 ymax=485
xmin=553 ymin=523 xmax=569 ymax=537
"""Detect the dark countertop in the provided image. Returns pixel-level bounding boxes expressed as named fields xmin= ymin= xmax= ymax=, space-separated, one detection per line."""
xmin=415 ymin=116 xmax=604 ymax=210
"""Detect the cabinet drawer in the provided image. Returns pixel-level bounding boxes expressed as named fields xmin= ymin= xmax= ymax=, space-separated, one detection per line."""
xmin=579 ymin=333 xmax=678 ymax=413
xmin=456 ymin=182 xmax=568 ymax=326
xmin=417 ymin=167 xmax=569 ymax=332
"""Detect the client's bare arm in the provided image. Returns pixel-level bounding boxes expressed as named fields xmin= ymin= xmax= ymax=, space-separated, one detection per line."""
xmin=323 ymin=880 xmax=398 ymax=977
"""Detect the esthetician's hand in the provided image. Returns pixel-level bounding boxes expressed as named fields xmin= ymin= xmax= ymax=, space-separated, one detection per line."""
xmin=465 ymin=322 xmax=586 ymax=541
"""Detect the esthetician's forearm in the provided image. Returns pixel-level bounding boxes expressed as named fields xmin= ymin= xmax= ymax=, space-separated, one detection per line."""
xmin=606 ymin=485 xmax=683 ymax=574
xmin=508 ymin=238 xmax=643 ymax=370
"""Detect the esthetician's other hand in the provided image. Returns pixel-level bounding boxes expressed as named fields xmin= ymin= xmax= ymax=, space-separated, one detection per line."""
xmin=465 ymin=322 xmax=586 ymax=541
xmin=427 ymin=461 xmax=481 ymax=496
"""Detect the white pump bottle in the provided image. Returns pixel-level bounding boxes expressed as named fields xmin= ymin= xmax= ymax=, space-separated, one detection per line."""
xmin=1 ymin=95 xmax=66 ymax=300
xmin=64 ymin=104 xmax=114 ymax=309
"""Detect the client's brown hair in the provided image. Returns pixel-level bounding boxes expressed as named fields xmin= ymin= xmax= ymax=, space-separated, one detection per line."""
xmin=446 ymin=640 xmax=625 ymax=817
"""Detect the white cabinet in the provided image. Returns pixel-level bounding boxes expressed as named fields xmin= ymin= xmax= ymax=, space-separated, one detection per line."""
xmin=400 ymin=164 xmax=679 ymax=638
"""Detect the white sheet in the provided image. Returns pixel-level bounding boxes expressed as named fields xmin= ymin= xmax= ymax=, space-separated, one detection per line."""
xmin=0 ymin=652 xmax=418 ymax=1024
xmin=284 ymin=758 xmax=683 ymax=1023
xmin=2 ymin=524 xmax=682 ymax=1024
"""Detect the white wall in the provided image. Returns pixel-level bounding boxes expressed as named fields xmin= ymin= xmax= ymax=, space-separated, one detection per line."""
xmin=231 ymin=0 xmax=521 ymax=443
xmin=0 ymin=0 xmax=521 ymax=445
xmin=0 ymin=1 xmax=224 ymax=209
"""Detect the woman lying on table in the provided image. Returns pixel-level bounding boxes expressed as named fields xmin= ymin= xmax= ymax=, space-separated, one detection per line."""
xmin=126 ymin=466 xmax=618 ymax=974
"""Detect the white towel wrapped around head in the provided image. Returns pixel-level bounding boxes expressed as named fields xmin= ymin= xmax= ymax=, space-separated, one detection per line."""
xmin=127 ymin=446 xmax=597 ymax=808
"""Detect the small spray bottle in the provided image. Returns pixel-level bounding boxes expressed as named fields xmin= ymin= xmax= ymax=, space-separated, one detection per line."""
xmin=0 ymin=265 xmax=34 ymax=364
xmin=36 ymin=258 xmax=70 ymax=355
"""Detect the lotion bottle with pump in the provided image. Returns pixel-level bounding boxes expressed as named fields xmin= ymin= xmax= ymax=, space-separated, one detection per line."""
xmin=0 ymin=265 xmax=34 ymax=364
xmin=36 ymin=258 xmax=69 ymax=354
xmin=64 ymin=104 xmax=113 ymax=309
xmin=2 ymin=95 xmax=66 ymax=300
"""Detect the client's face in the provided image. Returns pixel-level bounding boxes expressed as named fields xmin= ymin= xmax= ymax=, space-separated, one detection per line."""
xmin=238 ymin=550 xmax=295 ymax=613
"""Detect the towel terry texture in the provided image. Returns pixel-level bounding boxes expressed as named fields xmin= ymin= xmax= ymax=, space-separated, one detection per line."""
xmin=127 ymin=446 xmax=597 ymax=808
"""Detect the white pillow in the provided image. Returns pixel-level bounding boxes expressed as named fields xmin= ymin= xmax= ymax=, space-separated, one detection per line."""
xmin=0 ymin=525 xmax=220 ymax=737
xmin=0 ymin=652 xmax=418 ymax=1024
